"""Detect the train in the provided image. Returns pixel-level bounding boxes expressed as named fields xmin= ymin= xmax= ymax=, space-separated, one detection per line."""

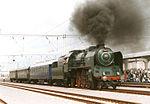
xmin=10 ymin=44 xmax=123 ymax=89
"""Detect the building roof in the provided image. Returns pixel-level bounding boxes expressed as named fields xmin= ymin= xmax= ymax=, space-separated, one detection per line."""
xmin=123 ymin=51 xmax=150 ymax=59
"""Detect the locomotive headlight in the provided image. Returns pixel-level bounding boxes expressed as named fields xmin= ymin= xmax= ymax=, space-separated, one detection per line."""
xmin=103 ymin=76 xmax=107 ymax=81
xmin=102 ymin=72 xmax=106 ymax=76
xmin=117 ymin=72 xmax=120 ymax=75
xmin=103 ymin=54 xmax=109 ymax=60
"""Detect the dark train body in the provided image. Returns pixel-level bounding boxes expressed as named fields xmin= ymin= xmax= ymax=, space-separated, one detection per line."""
xmin=10 ymin=68 xmax=29 ymax=82
xmin=10 ymin=45 xmax=123 ymax=89
xmin=29 ymin=62 xmax=52 ymax=84
xmin=10 ymin=70 xmax=18 ymax=82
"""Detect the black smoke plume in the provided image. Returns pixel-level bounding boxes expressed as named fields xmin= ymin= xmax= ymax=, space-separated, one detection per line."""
xmin=71 ymin=0 xmax=145 ymax=46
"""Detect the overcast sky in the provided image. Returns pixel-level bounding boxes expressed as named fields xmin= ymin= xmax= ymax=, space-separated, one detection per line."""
xmin=0 ymin=0 xmax=84 ymax=34
xmin=0 ymin=0 xmax=89 ymax=71
xmin=0 ymin=0 xmax=150 ymax=71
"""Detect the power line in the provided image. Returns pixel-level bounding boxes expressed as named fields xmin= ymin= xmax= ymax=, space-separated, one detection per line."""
xmin=0 ymin=34 xmax=79 ymax=38
xmin=44 ymin=17 xmax=71 ymax=35
xmin=0 ymin=53 xmax=57 ymax=57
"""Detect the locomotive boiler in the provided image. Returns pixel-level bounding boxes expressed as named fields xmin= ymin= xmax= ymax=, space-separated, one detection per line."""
xmin=51 ymin=44 xmax=123 ymax=89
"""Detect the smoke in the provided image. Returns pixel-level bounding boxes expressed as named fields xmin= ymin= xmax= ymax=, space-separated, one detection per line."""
xmin=71 ymin=0 xmax=146 ymax=46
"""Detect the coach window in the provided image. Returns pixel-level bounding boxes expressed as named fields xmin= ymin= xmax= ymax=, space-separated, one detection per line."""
xmin=53 ymin=62 xmax=58 ymax=68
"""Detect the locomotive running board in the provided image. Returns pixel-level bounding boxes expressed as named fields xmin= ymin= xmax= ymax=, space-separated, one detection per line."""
xmin=69 ymin=65 xmax=91 ymax=69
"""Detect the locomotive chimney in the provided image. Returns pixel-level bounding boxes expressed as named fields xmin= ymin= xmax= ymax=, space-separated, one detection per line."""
xmin=97 ymin=44 xmax=105 ymax=48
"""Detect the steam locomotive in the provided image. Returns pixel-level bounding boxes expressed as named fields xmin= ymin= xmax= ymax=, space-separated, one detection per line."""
xmin=10 ymin=44 xmax=123 ymax=89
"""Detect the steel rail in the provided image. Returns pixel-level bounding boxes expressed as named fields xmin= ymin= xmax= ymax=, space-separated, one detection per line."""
xmin=0 ymin=83 xmax=102 ymax=104
xmin=120 ymin=84 xmax=150 ymax=88
xmin=0 ymin=83 xmax=138 ymax=104
xmin=102 ymin=89 xmax=150 ymax=96
xmin=122 ymin=82 xmax=150 ymax=85
xmin=120 ymin=82 xmax=150 ymax=88
xmin=0 ymin=99 xmax=7 ymax=104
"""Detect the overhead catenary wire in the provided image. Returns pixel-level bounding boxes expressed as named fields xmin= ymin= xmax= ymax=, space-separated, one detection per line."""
xmin=0 ymin=16 xmax=84 ymax=56
xmin=0 ymin=34 xmax=79 ymax=38
xmin=0 ymin=17 xmax=86 ymax=70
xmin=44 ymin=18 xmax=71 ymax=35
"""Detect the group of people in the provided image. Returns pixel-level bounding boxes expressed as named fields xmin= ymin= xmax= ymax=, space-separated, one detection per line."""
xmin=124 ymin=69 xmax=150 ymax=82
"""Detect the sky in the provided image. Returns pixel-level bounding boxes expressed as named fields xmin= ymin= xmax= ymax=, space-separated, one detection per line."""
xmin=0 ymin=0 xmax=89 ymax=71
xmin=0 ymin=0 xmax=81 ymax=34
xmin=0 ymin=0 xmax=150 ymax=71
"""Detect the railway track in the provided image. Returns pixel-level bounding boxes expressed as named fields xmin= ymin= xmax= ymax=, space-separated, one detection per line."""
xmin=72 ymin=87 xmax=150 ymax=96
xmin=0 ymin=99 xmax=7 ymax=104
xmin=0 ymin=83 xmax=138 ymax=104
xmin=102 ymin=89 xmax=150 ymax=96
xmin=120 ymin=82 xmax=150 ymax=88
xmin=123 ymin=82 xmax=150 ymax=85
xmin=67 ymin=86 xmax=150 ymax=96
